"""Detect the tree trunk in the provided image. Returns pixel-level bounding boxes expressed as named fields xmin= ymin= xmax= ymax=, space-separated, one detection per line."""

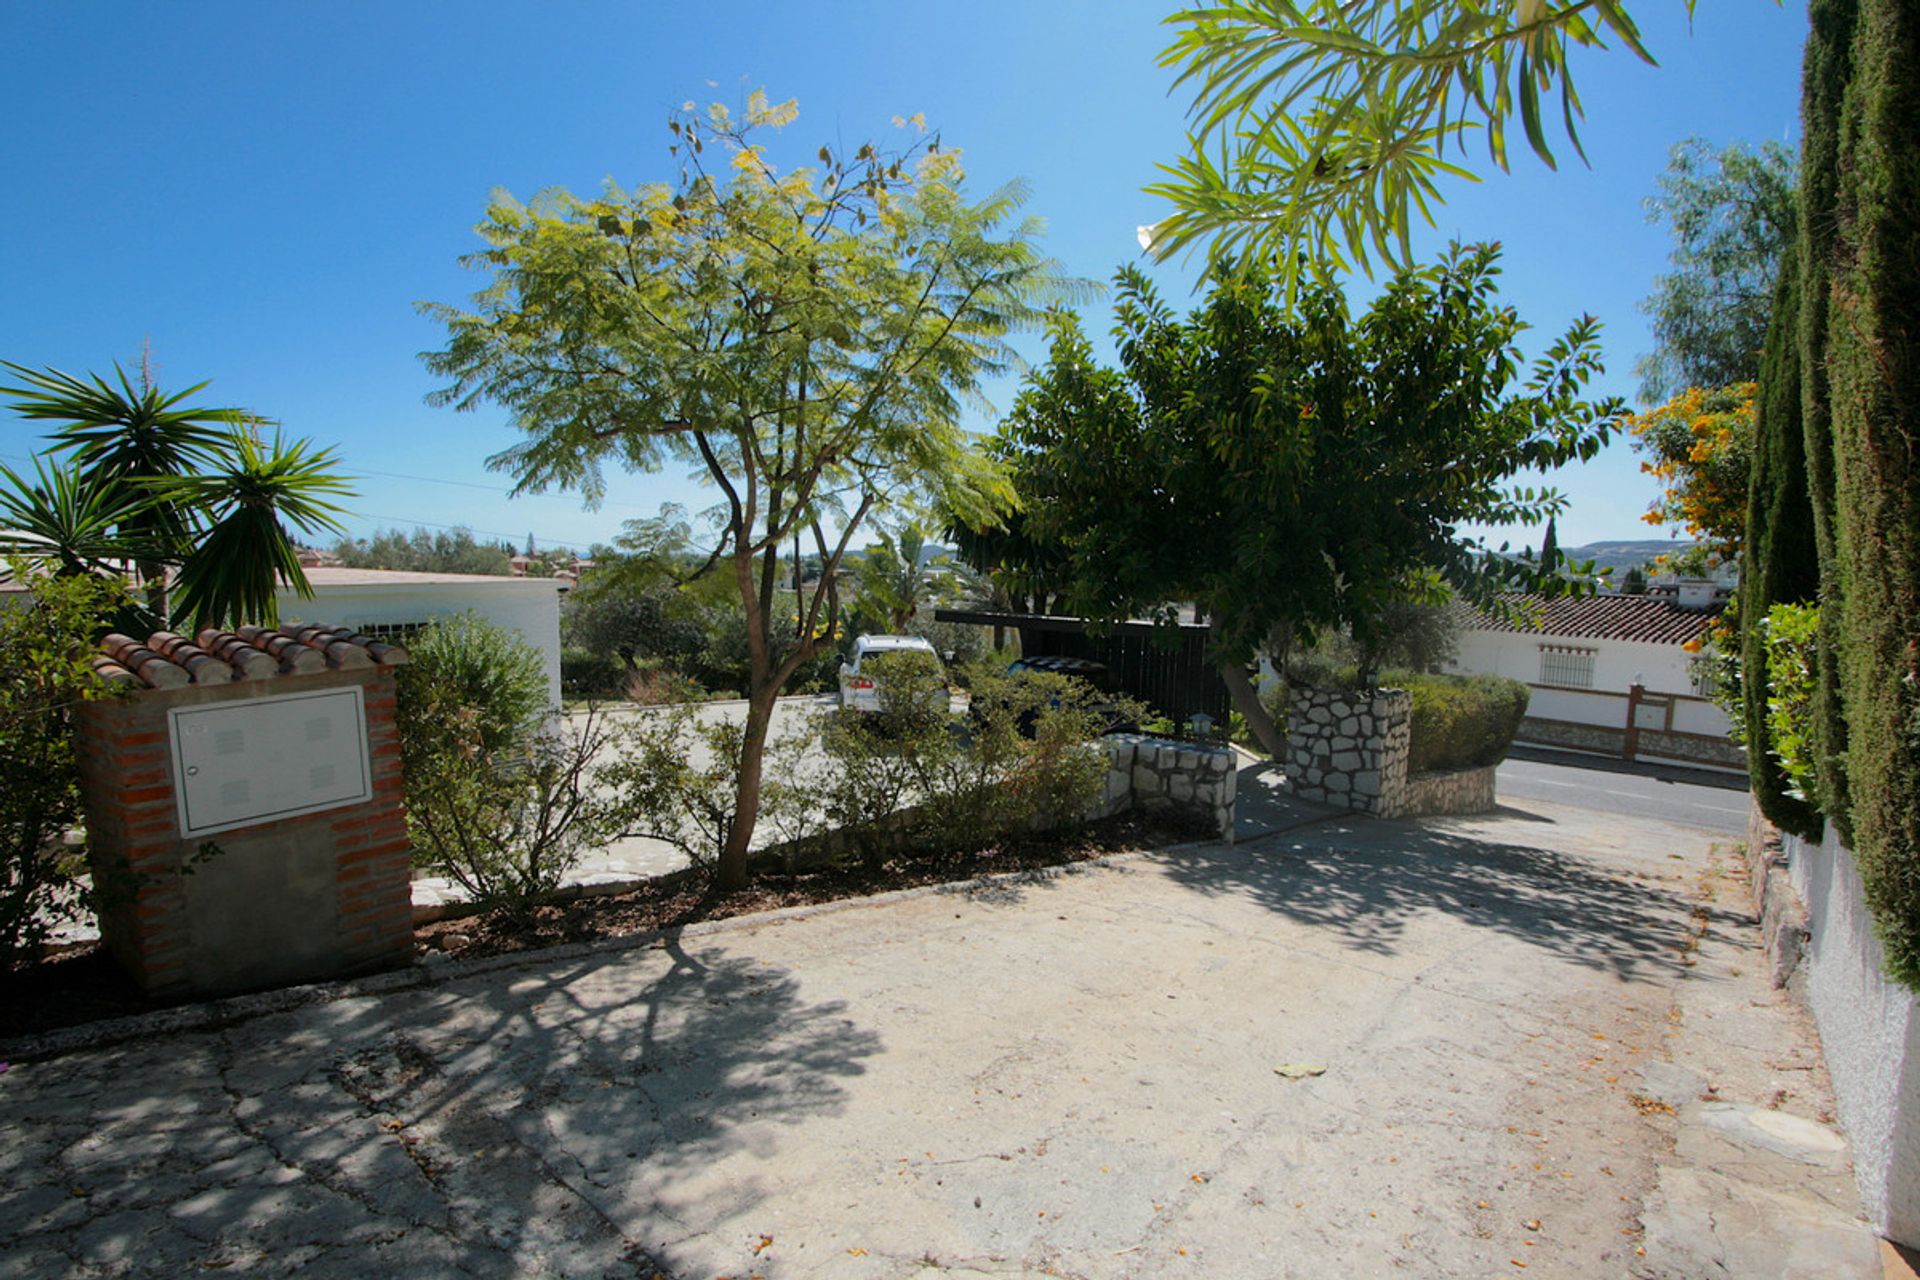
xmin=713 ymin=685 xmax=776 ymax=892
xmin=1217 ymin=659 xmax=1287 ymax=759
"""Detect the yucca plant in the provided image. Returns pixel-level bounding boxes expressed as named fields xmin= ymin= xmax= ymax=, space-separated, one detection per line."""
xmin=3 ymin=359 xmax=355 ymax=632
xmin=159 ymin=429 xmax=354 ymax=631
xmin=1 ymin=360 xmax=248 ymax=617
xmin=0 ymin=456 xmax=152 ymax=579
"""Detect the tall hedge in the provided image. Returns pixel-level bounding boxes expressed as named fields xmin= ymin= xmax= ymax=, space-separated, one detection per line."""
xmin=1797 ymin=0 xmax=1857 ymax=844
xmin=1825 ymin=0 xmax=1920 ymax=987
xmin=1741 ymin=259 xmax=1824 ymax=839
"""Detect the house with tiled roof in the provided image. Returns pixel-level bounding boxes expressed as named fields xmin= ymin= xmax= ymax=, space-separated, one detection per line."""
xmin=276 ymin=566 xmax=563 ymax=707
xmin=1445 ymin=582 xmax=1738 ymax=767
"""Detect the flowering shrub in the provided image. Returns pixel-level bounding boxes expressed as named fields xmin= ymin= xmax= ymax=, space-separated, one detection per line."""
xmin=1627 ymin=382 xmax=1756 ymax=569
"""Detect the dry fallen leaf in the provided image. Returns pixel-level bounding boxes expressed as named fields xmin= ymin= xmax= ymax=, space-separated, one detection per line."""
xmin=1273 ymin=1063 xmax=1327 ymax=1079
xmin=847 ymin=1248 xmax=867 ymax=1256
xmin=752 ymin=1235 xmax=773 ymax=1255
xmin=1524 ymin=1219 xmax=1541 ymax=1231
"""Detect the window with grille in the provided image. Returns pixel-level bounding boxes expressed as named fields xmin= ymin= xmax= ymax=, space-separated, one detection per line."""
xmin=1538 ymin=645 xmax=1596 ymax=689
xmin=351 ymin=621 xmax=426 ymax=644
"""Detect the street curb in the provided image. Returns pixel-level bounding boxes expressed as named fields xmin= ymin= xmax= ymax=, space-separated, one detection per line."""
xmin=0 ymin=841 xmax=1228 ymax=1066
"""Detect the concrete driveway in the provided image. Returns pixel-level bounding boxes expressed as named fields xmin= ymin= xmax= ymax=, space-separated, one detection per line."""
xmin=0 ymin=799 xmax=1878 ymax=1278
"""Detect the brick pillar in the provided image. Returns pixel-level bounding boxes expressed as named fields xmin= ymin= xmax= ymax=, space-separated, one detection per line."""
xmin=76 ymin=627 xmax=414 ymax=998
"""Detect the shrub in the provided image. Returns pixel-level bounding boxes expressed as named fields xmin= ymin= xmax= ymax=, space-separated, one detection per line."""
xmin=1 ymin=567 xmax=130 ymax=969
xmin=600 ymin=705 xmax=818 ymax=874
xmin=560 ymin=648 xmax=625 ymax=702
xmin=1387 ymin=670 xmax=1530 ymax=775
xmin=403 ymin=709 xmax=632 ymax=921
xmin=1758 ymin=604 xmax=1822 ymax=809
xmin=397 ymin=612 xmax=548 ymax=759
xmin=397 ymin=613 xmax=621 ymax=920
xmin=818 ymin=656 xmax=1117 ymax=866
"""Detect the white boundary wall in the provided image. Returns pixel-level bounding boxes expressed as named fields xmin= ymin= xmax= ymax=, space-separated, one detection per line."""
xmin=1781 ymin=822 xmax=1920 ymax=1243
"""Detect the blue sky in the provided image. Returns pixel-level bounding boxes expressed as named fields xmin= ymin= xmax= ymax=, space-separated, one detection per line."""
xmin=1 ymin=2 xmax=1809 ymax=556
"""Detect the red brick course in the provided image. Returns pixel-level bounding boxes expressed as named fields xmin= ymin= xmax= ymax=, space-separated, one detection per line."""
xmin=76 ymin=629 xmax=415 ymax=998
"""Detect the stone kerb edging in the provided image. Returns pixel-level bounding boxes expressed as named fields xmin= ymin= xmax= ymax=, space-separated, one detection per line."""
xmin=1096 ymin=733 xmax=1236 ymax=841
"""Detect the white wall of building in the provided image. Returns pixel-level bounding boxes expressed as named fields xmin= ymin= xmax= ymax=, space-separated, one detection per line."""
xmin=1448 ymin=630 xmax=1698 ymax=695
xmin=276 ymin=571 xmax=564 ymax=707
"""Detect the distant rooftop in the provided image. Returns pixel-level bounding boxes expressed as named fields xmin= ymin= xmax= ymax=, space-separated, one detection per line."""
xmin=1455 ymin=592 xmax=1720 ymax=646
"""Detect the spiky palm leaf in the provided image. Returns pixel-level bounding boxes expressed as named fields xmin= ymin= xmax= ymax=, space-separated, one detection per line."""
xmin=159 ymin=430 xmax=355 ymax=631
xmin=0 ymin=456 xmax=153 ymax=578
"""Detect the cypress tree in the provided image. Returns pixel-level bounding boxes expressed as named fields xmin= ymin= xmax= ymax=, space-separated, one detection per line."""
xmin=1826 ymin=0 xmax=1920 ymax=986
xmin=1796 ymin=0 xmax=1857 ymax=843
xmin=1741 ymin=257 xmax=1823 ymax=839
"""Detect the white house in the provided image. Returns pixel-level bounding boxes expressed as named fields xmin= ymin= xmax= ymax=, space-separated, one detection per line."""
xmin=276 ymin=567 xmax=564 ymax=707
xmin=1446 ymin=584 xmax=1738 ymax=767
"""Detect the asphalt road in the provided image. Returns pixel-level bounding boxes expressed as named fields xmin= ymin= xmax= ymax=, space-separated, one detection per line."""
xmin=1497 ymin=746 xmax=1751 ymax=835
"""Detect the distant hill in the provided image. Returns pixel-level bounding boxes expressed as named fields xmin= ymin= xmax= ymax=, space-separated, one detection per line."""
xmin=1562 ymin=540 xmax=1699 ymax=574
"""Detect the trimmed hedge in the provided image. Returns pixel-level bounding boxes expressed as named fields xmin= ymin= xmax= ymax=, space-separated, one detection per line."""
xmin=1740 ymin=258 xmax=1824 ymax=841
xmin=1385 ymin=670 xmax=1531 ymax=776
xmin=1825 ymin=0 xmax=1920 ymax=988
xmin=1796 ymin=0 xmax=1855 ymax=843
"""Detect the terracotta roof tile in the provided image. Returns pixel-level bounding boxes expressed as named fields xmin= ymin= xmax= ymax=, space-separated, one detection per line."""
xmin=1455 ymin=593 xmax=1719 ymax=646
xmin=98 ymin=624 xmax=409 ymax=690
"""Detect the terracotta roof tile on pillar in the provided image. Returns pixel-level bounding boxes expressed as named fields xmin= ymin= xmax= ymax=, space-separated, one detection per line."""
xmin=98 ymin=626 xmax=409 ymax=691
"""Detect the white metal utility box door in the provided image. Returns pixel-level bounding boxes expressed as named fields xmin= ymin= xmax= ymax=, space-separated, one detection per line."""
xmin=167 ymin=687 xmax=373 ymax=838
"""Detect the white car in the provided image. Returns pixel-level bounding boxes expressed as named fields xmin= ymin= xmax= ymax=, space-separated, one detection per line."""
xmin=838 ymin=634 xmax=944 ymax=713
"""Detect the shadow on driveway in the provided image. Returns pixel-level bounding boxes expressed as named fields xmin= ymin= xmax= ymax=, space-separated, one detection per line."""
xmin=1165 ymin=816 xmax=1699 ymax=982
xmin=2 ymin=939 xmax=883 ymax=1277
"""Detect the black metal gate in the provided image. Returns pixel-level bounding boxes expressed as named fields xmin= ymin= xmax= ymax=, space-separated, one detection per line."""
xmin=933 ymin=609 xmax=1232 ymax=733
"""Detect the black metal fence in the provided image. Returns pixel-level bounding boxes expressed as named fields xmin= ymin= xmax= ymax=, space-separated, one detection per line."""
xmin=933 ymin=609 xmax=1232 ymax=735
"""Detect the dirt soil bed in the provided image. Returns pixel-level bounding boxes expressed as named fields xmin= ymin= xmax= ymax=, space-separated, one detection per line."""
xmin=0 ymin=810 xmax=1209 ymax=1041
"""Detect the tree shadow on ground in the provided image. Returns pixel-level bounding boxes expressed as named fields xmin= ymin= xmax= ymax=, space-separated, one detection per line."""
xmin=1165 ymin=818 xmax=1701 ymax=982
xmin=0 ymin=938 xmax=880 ymax=1279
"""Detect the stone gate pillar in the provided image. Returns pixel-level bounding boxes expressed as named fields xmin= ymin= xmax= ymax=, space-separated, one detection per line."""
xmin=75 ymin=625 xmax=413 ymax=997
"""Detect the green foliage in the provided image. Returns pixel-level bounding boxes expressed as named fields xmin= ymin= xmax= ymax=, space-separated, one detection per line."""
xmin=1796 ymin=0 xmax=1856 ymax=847
xmin=1637 ymin=137 xmax=1800 ymax=403
xmin=1289 ymin=589 xmax=1461 ymax=680
xmin=1151 ymin=0 xmax=1661 ymax=293
xmin=1740 ymin=261 xmax=1823 ymax=840
xmin=421 ymin=90 xmax=1069 ymax=889
xmin=1757 ymin=604 xmax=1822 ymax=812
xmin=600 ymin=706 xmax=818 ymax=874
xmin=332 ymin=526 xmax=514 ymax=576
xmin=1622 ymin=566 xmax=1649 ymax=594
xmin=0 ymin=360 xmax=352 ymax=629
xmin=818 ymin=656 xmax=1114 ymax=868
xmin=1390 ymin=671 xmax=1530 ymax=776
xmin=397 ymin=612 xmax=549 ymax=762
xmin=559 ymin=648 xmax=626 ymax=703
xmin=396 ymin=613 xmax=618 ymax=919
xmin=0 ymin=566 xmax=130 ymax=969
xmin=158 ymin=429 xmax=354 ymax=631
xmin=985 ymin=246 xmax=1622 ymax=669
xmin=402 ymin=709 xmax=631 ymax=922
xmin=1824 ymin=0 xmax=1920 ymax=988
xmin=561 ymin=586 xmax=707 ymax=674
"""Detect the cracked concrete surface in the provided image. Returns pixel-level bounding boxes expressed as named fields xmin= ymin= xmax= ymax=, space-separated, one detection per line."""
xmin=0 ymin=798 xmax=1883 ymax=1278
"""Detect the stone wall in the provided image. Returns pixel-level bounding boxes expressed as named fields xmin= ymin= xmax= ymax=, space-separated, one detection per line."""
xmin=1286 ymin=686 xmax=1497 ymax=819
xmin=1285 ymin=687 xmax=1411 ymax=815
xmin=1398 ymin=764 xmax=1497 ymax=819
xmin=1515 ymin=717 xmax=1745 ymax=768
xmin=1095 ymin=734 xmax=1236 ymax=841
